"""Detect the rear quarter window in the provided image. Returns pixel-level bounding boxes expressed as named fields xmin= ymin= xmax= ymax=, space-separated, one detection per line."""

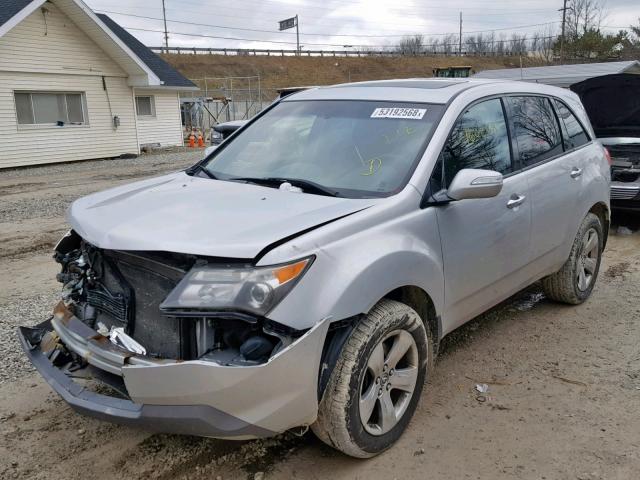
xmin=552 ymin=99 xmax=590 ymax=150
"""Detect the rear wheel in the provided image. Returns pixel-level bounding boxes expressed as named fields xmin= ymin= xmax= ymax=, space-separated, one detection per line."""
xmin=542 ymin=213 xmax=603 ymax=304
xmin=311 ymin=299 xmax=432 ymax=458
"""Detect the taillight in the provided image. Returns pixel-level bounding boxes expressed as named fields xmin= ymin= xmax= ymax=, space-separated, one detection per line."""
xmin=603 ymin=147 xmax=612 ymax=165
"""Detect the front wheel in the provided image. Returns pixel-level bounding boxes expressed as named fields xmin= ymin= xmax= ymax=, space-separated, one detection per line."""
xmin=311 ymin=299 xmax=432 ymax=458
xmin=542 ymin=212 xmax=603 ymax=304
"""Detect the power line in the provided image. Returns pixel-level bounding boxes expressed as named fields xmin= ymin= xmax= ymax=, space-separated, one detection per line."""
xmin=128 ymin=25 xmax=560 ymax=49
xmin=98 ymin=10 xmax=560 ymax=39
xmin=93 ymin=1 xmax=561 ymax=33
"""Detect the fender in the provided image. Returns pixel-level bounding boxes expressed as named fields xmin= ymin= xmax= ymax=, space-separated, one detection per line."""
xmin=264 ymin=203 xmax=445 ymax=331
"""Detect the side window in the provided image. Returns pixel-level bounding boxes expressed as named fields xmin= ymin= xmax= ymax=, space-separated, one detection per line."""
xmin=440 ymin=98 xmax=512 ymax=188
xmin=552 ymin=99 xmax=590 ymax=150
xmin=509 ymin=96 xmax=563 ymax=166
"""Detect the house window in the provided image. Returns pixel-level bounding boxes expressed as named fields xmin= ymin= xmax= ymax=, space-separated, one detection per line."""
xmin=14 ymin=92 xmax=87 ymax=126
xmin=135 ymin=96 xmax=155 ymax=117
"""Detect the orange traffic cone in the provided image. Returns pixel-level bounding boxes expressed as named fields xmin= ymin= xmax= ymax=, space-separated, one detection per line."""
xmin=188 ymin=131 xmax=196 ymax=148
xmin=197 ymin=131 xmax=205 ymax=147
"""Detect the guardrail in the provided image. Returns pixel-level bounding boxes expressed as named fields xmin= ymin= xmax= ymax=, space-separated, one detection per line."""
xmin=151 ymin=46 xmax=527 ymax=57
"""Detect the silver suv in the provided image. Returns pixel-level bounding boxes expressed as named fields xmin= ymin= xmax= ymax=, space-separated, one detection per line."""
xmin=19 ymin=79 xmax=610 ymax=458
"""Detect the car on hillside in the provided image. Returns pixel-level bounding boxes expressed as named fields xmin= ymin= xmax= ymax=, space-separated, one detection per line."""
xmin=20 ymin=78 xmax=610 ymax=458
xmin=571 ymin=73 xmax=640 ymax=211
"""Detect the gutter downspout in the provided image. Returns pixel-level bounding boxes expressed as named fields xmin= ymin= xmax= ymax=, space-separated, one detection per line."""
xmin=132 ymin=87 xmax=141 ymax=155
xmin=177 ymin=91 xmax=185 ymax=146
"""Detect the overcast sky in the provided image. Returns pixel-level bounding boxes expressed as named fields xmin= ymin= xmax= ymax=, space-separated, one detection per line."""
xmin=85 ymin=0 xmax=639 ymax=50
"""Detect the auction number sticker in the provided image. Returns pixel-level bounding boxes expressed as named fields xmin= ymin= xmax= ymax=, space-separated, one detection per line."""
xmin=371 ymin=107 xmax=427 ymax=119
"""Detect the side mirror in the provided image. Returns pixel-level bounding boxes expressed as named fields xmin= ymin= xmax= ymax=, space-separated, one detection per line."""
xmin=204 ymin=145 xmax=217 ymax=158
xmin=447 ymin=168 xmax=503 ymax=201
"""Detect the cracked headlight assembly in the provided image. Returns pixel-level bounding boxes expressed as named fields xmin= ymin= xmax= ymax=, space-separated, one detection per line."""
xmin=160 ymin=257 xmax=313 ymax=315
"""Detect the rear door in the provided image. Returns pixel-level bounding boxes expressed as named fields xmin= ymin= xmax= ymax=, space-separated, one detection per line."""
xmin=433 ymin=97 xmax=532 ymax=331
xmin=506 ymin=95 xmax=580 ymax=273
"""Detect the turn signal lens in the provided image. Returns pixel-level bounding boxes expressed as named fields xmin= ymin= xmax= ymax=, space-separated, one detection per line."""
xmin=604 ymin=147 xmax=612 ymax=165
xmin=274 ymin=259 xmax=309 ymax=285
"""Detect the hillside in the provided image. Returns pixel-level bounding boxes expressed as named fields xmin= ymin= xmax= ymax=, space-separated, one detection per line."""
xmin=161 ymin=53 xmax=544 ymax=97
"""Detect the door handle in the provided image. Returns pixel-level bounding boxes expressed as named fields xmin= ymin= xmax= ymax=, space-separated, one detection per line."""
xmin=570 ymin=167 xmax=583 ymax=178
xmin=506 ymin=194 xmax=526 ymax=209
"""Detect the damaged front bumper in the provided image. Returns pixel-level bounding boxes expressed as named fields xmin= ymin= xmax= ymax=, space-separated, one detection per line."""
xmin=18 ymin=302 xmax=330 ymax=439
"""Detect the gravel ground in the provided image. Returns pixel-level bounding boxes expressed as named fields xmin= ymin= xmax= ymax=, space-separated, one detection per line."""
xmin=1 ymin=153 xmax=639 ymax=479
xmin=0 ymin=148 xmax=203 ymax=384
xmin=0 ymin=146 xmax=196 ymax=180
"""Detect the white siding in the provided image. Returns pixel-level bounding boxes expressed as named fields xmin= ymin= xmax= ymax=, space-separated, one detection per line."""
xmin=0 ymin=72 xmax=138 ymax=168
xmin=135 ymin=89 xmax=184 ymax=147
xmin=0 ymin=4 xmax=139 ymax=168
xmin=0 ymin=3 xmax=126 ymax=77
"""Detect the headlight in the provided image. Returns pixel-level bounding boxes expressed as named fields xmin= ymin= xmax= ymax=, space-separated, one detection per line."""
xmin=212 ymin=131 xmax=223 ymax=139
xmin=160 ymin=257 xmax=313 ymax=316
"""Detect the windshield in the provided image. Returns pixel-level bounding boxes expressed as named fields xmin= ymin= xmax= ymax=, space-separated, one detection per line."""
xmin=202 ymin=100 xmax=443 ymax=198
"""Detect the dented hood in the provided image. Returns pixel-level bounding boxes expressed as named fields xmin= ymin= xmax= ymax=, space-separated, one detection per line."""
xmin=68 ymin=172 xmax=375 ymax=259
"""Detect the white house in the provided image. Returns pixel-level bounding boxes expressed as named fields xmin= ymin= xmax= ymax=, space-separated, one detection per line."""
xmin=0 ymin=0 xmax=198 ymax=169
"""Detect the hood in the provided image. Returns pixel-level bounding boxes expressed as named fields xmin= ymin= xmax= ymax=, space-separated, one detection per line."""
xmin=68 ymin=172 xmax=375 ymax=259
xmin=571 ymin=74 xmax=640 ymax=138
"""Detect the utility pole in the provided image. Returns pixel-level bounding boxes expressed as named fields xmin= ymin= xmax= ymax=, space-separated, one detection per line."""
xmin=559 ymin=0 xmax=568 ymax=63
xmin=459 ymin=12 xmax=463 ymax=56
xmin=162 ymin=0 xmax=169 ymax=52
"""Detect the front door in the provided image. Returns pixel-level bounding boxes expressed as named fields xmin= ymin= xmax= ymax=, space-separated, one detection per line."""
xmin=432 ymin=97 xmax=532 ymax=332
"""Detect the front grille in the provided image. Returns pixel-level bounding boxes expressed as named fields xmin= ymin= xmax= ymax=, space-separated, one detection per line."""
xmin=103 ymin=251 xmax=190 ymax=359
xmin=87 ymin=287 xmax=128 ymax=326
xmin=611 ymin=185 xmax=640 ymax=200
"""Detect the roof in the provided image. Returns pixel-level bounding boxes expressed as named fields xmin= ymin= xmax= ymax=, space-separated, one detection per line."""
xmin=473 ymin=60 xmax=640 ymax=88
xmin=96 ymin=14 xmax=196 ymax=89
xmin=0 ymin=0 xmax=195 ymax=89
xmin=287 ymin=78 xmax=492 ymax=104
xmin=0 ymin=0 xmax=33 ymax=28
xmin=284 ymin=78 xmax=585 ymax=114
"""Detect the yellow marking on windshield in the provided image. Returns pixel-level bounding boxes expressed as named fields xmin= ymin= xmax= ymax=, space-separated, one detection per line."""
xmin=361 ymin=157 xmax=383 ymax=176
xmin=383 ymin=126 xmax=418 ymax=145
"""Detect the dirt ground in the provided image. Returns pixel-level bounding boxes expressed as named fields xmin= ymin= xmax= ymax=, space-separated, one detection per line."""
xmin=1 ymin=151 xmax=639 ymax=480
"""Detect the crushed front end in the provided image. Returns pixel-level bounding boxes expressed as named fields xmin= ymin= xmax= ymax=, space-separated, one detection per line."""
xmin=608 ymin=143 xmax=640 ymax=210
xmin=18 ymin=231 xmax=329 ymax=438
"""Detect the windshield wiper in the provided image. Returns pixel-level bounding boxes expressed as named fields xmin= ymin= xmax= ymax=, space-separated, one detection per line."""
xmin=231 ymin=177 xmax=340 ymax=197
xmin=187 ymin=163 xmax=218 ymax=179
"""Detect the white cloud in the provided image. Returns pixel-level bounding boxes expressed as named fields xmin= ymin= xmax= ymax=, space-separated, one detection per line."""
xmin=85 ymin=0 xmax=639 ymax=50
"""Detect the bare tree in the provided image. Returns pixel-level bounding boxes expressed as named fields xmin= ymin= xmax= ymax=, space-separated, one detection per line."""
xmin=495 ymin=33 xmax=507 ymax=55
xmin=425 ymin=36 xmax=441 ymax=54
xmin=630 ymin=18 xmax=640 ymax=44
xmin=565 ymin=0 xmax=606 ymax=38
xmin=531 ymin=25 xmax=557 ymax=61
xmin=396 ymin=35 xmax=425 ymax=55
xmin=508 ymin=33 xmax=528 ymax=55
xmin=442 ymin=33 xmax=457 ymax=55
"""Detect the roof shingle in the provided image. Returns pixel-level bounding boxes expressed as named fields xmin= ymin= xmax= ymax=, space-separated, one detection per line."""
xmin=96 ymin=14 xmax=196 ymax=88
xmin=0 ymin=0 xmax=36 ymax=28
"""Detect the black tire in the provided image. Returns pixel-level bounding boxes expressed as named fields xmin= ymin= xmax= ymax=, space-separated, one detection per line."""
xmin=311 ymin=299 xmax=432 ymax=458
xmin=542 ymin=213 xmax=603 ymax=305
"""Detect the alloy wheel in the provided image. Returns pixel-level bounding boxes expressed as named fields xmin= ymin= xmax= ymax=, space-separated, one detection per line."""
xmin=577 ymin=227 xmax=599 ymax=292
xmin=358 ymin=329 xmax=419 ymax=436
